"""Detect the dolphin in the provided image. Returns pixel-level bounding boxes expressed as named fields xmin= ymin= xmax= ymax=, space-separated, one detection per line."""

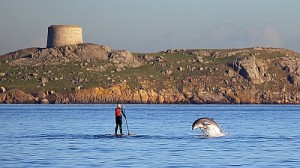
xmin=192 ymin=117 xmax=224 ymax=137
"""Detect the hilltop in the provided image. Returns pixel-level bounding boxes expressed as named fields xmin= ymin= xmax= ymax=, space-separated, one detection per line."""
xmin=1 ymin=43 xmax=300 ymax=104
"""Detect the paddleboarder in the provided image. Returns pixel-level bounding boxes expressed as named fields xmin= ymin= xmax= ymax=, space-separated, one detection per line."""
xmin=115 ymin=104 xmax=126 ymax=135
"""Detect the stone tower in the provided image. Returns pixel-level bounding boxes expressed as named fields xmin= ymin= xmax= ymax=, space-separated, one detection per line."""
xmin=46 ymin=25 xmax=83 ymax=48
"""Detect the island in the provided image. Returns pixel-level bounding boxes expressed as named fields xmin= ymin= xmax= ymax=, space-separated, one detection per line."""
xmin=1 ymin=25 xmax=300 ymax=104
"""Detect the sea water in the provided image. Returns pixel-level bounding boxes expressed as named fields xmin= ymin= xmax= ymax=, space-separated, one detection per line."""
xmin=0 ymin=104 xmax=299 ymax=167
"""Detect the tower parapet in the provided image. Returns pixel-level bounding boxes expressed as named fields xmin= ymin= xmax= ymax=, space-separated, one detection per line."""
xmin=47 ymin=25 xmax=83 ymax=48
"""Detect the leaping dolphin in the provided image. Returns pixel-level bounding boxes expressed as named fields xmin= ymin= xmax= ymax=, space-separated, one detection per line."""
xmin=192 ymin=117 xmax=224 ymax=137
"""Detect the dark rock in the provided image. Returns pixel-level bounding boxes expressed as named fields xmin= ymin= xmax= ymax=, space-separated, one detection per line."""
xmin=282 ymin=66 xmax=290 ymax=72
xmin=287 ymin=75 xmax=300 ymax=86
xmin=288 ymin=75 xmax=294 ymax=84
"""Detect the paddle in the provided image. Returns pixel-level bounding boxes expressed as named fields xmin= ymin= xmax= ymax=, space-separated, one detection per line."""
xmin=122 ymin=107 xmax=130 ymax=136
xmin=125 ymin=117 xmax=130 ymax=136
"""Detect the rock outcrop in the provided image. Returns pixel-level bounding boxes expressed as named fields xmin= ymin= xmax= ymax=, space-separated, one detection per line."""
xmin=228 ymin=56 xmax=267 ymax=84
xmin=0 ymin=89 xmax=35 ymax=104
xmin=109 ymin=50 xmax=142 ymax=68
xmin=1 ymin=46 xmax=300 ymax=104
xmin=3 ymin=43 xmax=142 ymax=68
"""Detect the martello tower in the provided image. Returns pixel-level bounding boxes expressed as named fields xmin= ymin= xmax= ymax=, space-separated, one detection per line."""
xmin=46 ymin=25 xmax=83 ymax=48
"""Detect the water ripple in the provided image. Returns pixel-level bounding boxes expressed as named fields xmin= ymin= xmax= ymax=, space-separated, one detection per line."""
xmin=18 ymin=133 xmax=219 ymax=140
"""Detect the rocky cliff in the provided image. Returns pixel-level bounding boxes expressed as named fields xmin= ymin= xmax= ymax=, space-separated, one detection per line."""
xmin=1 ymin=44 xmax=300 ymax=104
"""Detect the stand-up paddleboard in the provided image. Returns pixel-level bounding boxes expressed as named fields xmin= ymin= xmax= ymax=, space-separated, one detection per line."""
xmin=105 ymin=132 xmax=135 ymax=137
xmin=113 ymin=134 xmax=125 ymax=137
xmin=104 ymin=134 xmax=124 ymax=138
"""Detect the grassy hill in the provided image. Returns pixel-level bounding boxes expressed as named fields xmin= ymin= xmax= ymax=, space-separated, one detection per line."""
xmin=1 ymin=44 xmax=300 ymax=104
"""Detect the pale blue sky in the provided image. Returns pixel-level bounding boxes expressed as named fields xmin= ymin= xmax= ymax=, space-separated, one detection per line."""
xmin=0 ymin=0 xmax=299 ymax=54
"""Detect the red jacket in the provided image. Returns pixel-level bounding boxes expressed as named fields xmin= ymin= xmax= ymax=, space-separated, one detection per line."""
xmin=115 ymin=108 xmax=122 ymax=117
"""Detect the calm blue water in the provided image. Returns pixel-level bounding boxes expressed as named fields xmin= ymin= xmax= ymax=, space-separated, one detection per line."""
xmin=0 ymin=104 xmax=300 ymax=167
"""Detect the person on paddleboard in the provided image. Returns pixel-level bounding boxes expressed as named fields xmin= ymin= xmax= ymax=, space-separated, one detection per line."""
xmin=115 ymin=104 xmax=126 ymax=135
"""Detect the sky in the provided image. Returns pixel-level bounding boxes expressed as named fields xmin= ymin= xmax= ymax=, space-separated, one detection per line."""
xmin=0 ymin=0 xmax=300 ymax=54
